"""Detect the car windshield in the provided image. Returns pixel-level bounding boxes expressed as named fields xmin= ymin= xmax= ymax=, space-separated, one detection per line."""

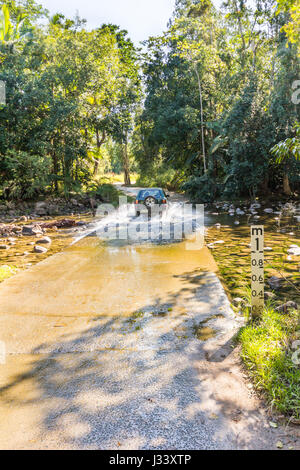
xmin=138 ymin=189 xmax=164 ymax=199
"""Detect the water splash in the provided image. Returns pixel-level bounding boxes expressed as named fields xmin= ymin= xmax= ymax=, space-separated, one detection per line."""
xmin=73 ymin=202 xmax=204 ymax=246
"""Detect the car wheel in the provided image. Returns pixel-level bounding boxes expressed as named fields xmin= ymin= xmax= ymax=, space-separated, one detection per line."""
xmin=144 ymin=196 xmax=157 ymax=209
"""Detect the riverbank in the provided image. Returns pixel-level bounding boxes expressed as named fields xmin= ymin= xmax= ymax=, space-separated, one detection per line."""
xmin=0 ymin=214 xmax=94 ymax=283
xmin=0 ymin=183 xmax=132 ymax=282
xmin=205 ymin=199 xmax=300 ymax=424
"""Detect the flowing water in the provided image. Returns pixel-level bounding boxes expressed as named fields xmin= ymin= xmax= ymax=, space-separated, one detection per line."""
xmin=73 ymin=201 xmax=205 ymax=247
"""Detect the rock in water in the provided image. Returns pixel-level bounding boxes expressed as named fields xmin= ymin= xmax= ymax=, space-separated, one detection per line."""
xmin=264 ymin=292 xmax=275 ymax=300
xmin=233 ymin=297 xmax=244 ymax=306
xmin=267 ymin=276 xmax=283 ymax=290
xmin=276 ymin=302 xmax=298 ymax=314
xmin=40 ymin=219 xmax=76 ymax=229
xmin=34 ymin=245 xmax=48 ymax=254
xmin=288 ymin=245 xmax=300 ymax=256
xmin=36 ymin=236 xmax=51 ymax=245
xmin=22 ymin=225 xmax=43 ymax=236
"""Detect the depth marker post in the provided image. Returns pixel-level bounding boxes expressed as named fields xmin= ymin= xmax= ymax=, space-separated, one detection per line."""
xmin=0 ymin=81 xmax=5 ymax=106
xmin=251 ymin=226 xmax=264 ymax=318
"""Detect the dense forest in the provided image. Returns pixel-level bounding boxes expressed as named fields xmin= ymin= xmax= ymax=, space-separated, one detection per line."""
xmin=0 ymin=0 xmax=299 ymax=203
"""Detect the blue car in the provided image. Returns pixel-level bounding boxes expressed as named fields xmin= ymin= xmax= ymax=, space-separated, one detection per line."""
xmin=135 ymin=188 xmax=169 ymax=216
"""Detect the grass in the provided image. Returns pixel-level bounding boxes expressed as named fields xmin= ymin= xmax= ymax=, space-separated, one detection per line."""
xmin=94 ymin=173 xmax=139 ymax=185
xmin=0 ymin=265 xmax=17 ymax=282
xmin=238 ymin=304 xmax=300 ymax=419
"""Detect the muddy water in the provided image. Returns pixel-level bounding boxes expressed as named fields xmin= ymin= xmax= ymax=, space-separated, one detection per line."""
xmin=0 ymin=235 xmax=217 ymax=317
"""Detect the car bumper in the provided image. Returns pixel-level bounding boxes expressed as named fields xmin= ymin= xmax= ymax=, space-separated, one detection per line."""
xmin=135 ymin=204 xmax=168 ymax=215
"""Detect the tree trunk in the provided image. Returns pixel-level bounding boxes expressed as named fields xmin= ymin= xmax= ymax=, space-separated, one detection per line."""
xmin=283 ymin=172 xmax=292 ymax=196
xmin=93 ymin=129 xmax=106 ymax=176
xmin=123 ymin=134 xmax=131 ymax=186
xmin=51 ymin=138 xmax=59 ymax=193
xmin=261 ymin=174 xmax=269 ymax=195
xmin=194 ymin=65 xmax=207 ymax=173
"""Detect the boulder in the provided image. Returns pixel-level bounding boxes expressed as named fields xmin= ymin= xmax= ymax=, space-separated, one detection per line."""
xmin=233 ymin=297 xmax=244 ymax=306
xmin=267 ymin=276 xmax=283 ymax=290
xmin=47 ymin=204 xmax=59 ymax=216
xmin=35 ymin=201 xmax=47 ymax=209
xmin=40 ymin=219 xmax=76 ymax=229
xmin=276 ymin=301 xmax=298 ymax=314
xmin=35 ymin=201 xmax=48 ymax=216
xmin=22 ymin=225 xmax=43 ymax=236
xmin=288 ymin=245 xmax=300 ymax=256
xmin=76 ymin=220 xmax=88 ymax=227
xmin=236 ymin=209 xmax=245 ymax=215
xmin=36 ymin=236 xmax=51 ymax=245
xmin=12 ymin=226 xmax=22 ymax=234
xmin=264 ymin=292 xmax=275 ymax=300
xmin=34 ymin=245 xmax=48 ymax=254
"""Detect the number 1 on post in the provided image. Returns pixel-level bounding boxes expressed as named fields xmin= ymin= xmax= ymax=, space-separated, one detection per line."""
xmin=251 ymin=226 xmax=264 ymax=318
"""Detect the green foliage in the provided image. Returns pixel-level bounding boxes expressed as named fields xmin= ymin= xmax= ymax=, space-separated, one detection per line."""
xmin=183 ymin=174 xmax=219 ymax=202
xmin=137 ymin=163 xmax=180 ymax=191
xmin=137 ymin=0 xmax=300 ymax=200
xmin=1 ymin=150 xmax=51 ymax=199
xmin=94 ymin=183 xmax=120 ymax=204
xmin=271 ymin=122 xmax=300 ymax=162
xmin=0 ymin=2 xmax=141 ymax=199
xmin=239 ymin=307 xmax=300 ymax=418
xmin=87 ymin=181 xmax=133 ymax=206
xmin=276 ymin=0 xmax=300 ymax=53
xmin=0 ymin=0 xmax=299 ymax=202
xmin=0 ymin=3 xmax=27 ymax=44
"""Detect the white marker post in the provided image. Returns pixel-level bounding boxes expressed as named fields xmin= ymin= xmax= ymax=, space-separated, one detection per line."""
xmin=0 ymin=80 xmax=6 ymax=106
xmin=251 ymin=226 xmax=264 ymax=318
